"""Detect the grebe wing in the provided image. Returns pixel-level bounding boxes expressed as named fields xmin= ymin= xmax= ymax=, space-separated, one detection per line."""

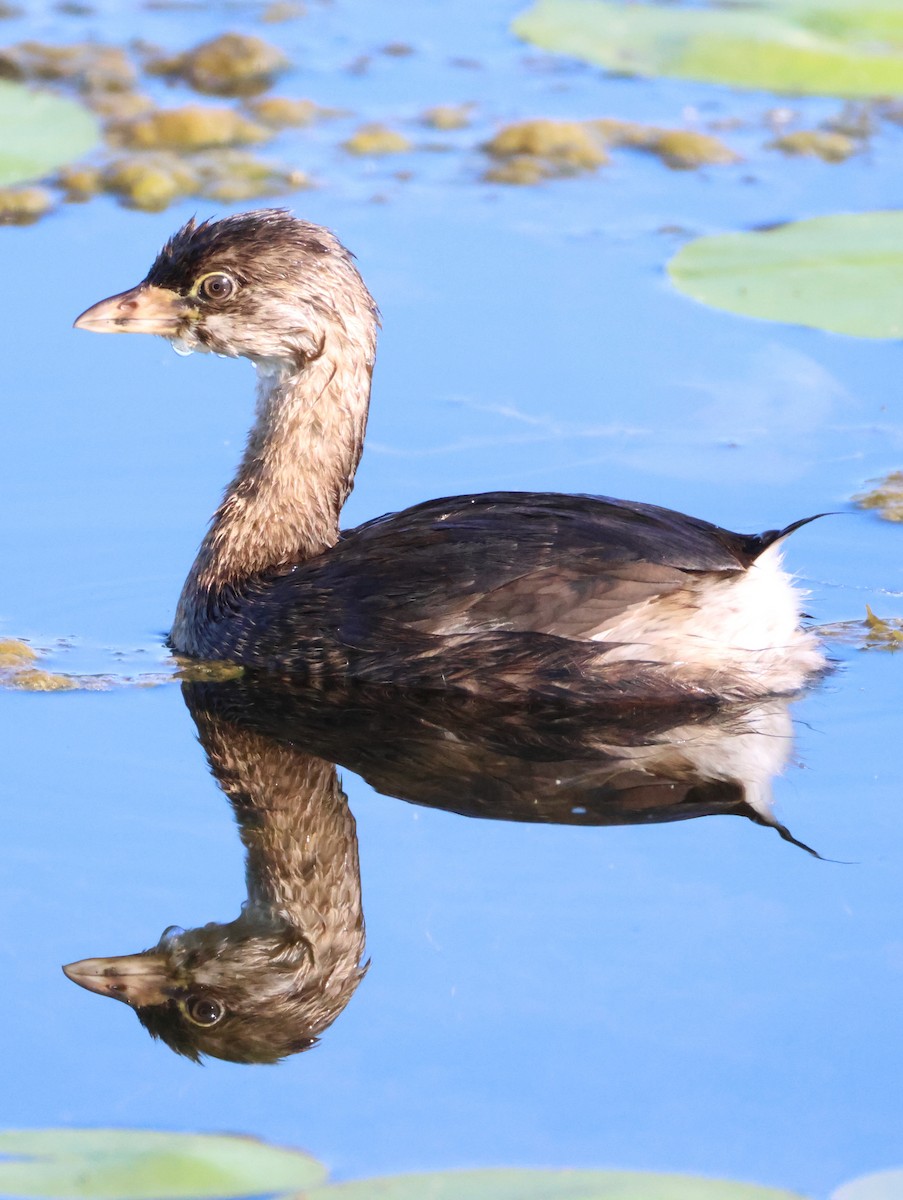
xmin=281 ymin=491 xmax=774 ymax=641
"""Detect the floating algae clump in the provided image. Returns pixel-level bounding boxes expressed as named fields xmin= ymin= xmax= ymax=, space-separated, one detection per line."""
xmin=0 ymin=40 xmax=135 ymax=93
xmin=590 ymin=119 xmax=738 ymax=169
xmin=854 ymin=471 xmax=903 ymax=522
xmin=174 ymin=657 xmax=244 ymax=682
xmin=98 ymin=147 xmax=308 ymax=210
xmin=647 ymin=129 xmax=738 ymax=170
xmin=588 ymin=117 xmax=656 ymax=148
xmin=422 ymin=104 xmax=473 ymax=130
xmin=102 ymin=154 xmax=197 ymax=209
xmin=0 ymin=639 xmax=37 ymax=667
xmin=826 ymin=102 xmax=875 ymax=139
xmin=484 ymin=155 xmax=560 ymax=184
xmin=863 ymin=606 xmax=903 ymax=649
xmin=192 ymin=149 xmax=310 ymax=202
xmin=87 ymin=89 xmax=155 ymax=120
xmin=112 ymin=105 xmax=272 ymax=151
xmin=821 ymin=607 xmax=903 ymax=650
xmin=261 ymin=0 xmax=305 ymax=22
xmin=482 ymin=116 xmax=733 ymax=180
xmin=0 ymin=640 xmax=86 ymax=691
xmin=0 ymin=186 xmax=54 ymax=223
xmin=243 ymin=96 xmax=319 ymax=127
xmin=146 ymin=33 xmax=289 ymax=97
xmin=485 ymin=119 xmax=607 ymax=176
xmin=55 ymin=163 xmax=103 ymax=201
xmin=769 ymin=130 xmax=857 ymax=162
xmin=343 ymin=123 xmax=412 ymax=155
xmin=6 ymin=668 xmax=81 ymax=691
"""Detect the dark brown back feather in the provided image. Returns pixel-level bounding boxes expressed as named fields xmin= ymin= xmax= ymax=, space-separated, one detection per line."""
xmin=193 ymin=491 xmax=816 ymax=700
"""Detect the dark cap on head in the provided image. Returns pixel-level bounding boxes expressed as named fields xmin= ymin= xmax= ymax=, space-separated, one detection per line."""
xmin=144 ymin=209 xmax=344 ymax=294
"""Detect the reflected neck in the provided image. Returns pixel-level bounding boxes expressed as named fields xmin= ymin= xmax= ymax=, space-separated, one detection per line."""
xmin=197 ymin=711 xmax=366 ymax=968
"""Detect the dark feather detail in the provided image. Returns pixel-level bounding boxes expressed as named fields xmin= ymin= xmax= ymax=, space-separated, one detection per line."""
xmin=727 ymin=512 xmax=828 ymax=566
xmin=145 ymin=208 xmax=342 ymax=294
xmin=183 ymin=674 xmax=822 ymax=852
xmin=186 ymin=491 xmax=821 ymax=703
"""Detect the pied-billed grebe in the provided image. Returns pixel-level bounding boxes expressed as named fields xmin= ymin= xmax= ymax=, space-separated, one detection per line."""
xmin=75 ymin=209 xmax=825 ymax=703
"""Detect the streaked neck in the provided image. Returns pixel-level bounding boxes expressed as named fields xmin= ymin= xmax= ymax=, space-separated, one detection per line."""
xmin=173 ymin=337 xmax=373 ymax=648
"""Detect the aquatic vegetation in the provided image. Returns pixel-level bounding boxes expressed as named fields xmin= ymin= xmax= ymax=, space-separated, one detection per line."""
xmin=86 ymin=89 xmax=155 ymax=120
xmin=343 ymin=122 xmax=412 ymax=155
xmin=243 ymin=95 xmax=319 ymax=127
xmin=0 ymin=638 xmax=116 ymax=690
xmin=863 ymin=606 xmax=903 ymax=649
xmin=590 ymin=117 xmax=659 ymax=148
xmin=484 ymin=118 xmax=608 ymax=178
xmin=0 ymin=32 xmax=312 ymax=215
xmin=0 ymin=80 xmax=99 ymax=187
xmin=101 ymin=153 xmax=197 ymax=209
xmin=769 ymin=129 xmax=857 ymax=160
xmin=0 ymin=638 xmax=37 ymax=667
xmin=513 ymin=0 xmax=903 ymax=97
xmin=173 ymin=657 xmax=244 ymax=682
xmin=97 ymin=148 xmax=308 ymax=209
xmin=0 ymin=184 xmax=54 ymax=222
xmin=4 ymin=668 xmax=82 ymax=691
xmin=854 ymin=470 xmax=903 ymax=521
xmin=0 ymin=1126 xmax=895 ymax=1199
xmin=422 ymin=103 xmax=473 ymax=130
xmin=483 ymin=154 xmax=558 ymax=184
xmin=54 ymin=162 xmax=103 ymax=200
xmin=145 ymin=32 xmax=289 ymax=96
xmin=668 ymin=212 xmax=903 ymax=338
xmin=0 ymin=1129 xmax=326 ymax=1198
xmin=821 ymin=607 xmax=903 ymax=651
xmin=191 ymin=148 xmax=310 ymax=203
xmin=307 ymin=1173 xmax=804 ymax=1199
xmin=0 ymin=639 xmax=126 ymax=690
xmin=111 ymin=105 xmax=271 ymax=151
xmin=833 ymin=1169 xmax=903 ymax=1200
xmin=825 ymin=101 xmax=876 ymax=138
xmin=484 ymin=116 xmax=738 ymax=181
xmin=0 ymin=39 xmax=135 ymax=93
xmin=592 ymin=119 xmax=738 ymax=168
xmin=650 ymin=129 xmax=737 ymax=169
xmin=260 ymin=0 xmax=305 ymax=22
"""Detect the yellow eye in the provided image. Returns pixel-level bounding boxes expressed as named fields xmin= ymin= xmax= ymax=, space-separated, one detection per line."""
xmin=197 ymin=273 xmax=236 ymax=302
xmin=183 ymin=995 xmax=225 ymax=1026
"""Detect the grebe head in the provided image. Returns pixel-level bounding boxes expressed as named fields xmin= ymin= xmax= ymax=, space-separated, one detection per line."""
xmin=63 ymin=913 xmax=367 ymax=1064
xmin=74 ymin=208 xmax=378 ymax=369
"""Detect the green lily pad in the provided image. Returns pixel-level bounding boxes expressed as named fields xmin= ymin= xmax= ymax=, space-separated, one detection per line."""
xmin=0 ymin=81 xmax=99 ymax=187
xmin=513 ymin=1 xmax=903 ymax=97
xmin=0 ymin=1129 xmax=326 ymax=1199
xmin=667 ymin=212 xmax=903 ymax=338
xmin=306 ymin=1169 xmax=805 ymax=1199
xmin=833 ymin=1168 xmax=903 ymax=1200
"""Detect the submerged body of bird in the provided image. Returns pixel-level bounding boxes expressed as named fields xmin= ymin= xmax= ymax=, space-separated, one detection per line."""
xmin=75 ymin=209 xmax=825 ymax=705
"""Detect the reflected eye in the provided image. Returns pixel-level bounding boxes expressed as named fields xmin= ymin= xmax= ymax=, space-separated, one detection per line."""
xmin=198 ymin=273 xmax=236 ymax=302
xmin=184 ymin=995 xmax=224 ymax=1027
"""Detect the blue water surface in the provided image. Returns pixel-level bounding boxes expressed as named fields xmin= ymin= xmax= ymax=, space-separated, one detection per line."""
xmin=1 ymin=1 xmax=901 ymax=1197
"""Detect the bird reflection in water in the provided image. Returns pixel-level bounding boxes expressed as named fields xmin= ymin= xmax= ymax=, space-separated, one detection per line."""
xmin=63 ymin=682 xmax=817 ymax=1063
xmin=64 ymin=689 xmax=367 ymax=1063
